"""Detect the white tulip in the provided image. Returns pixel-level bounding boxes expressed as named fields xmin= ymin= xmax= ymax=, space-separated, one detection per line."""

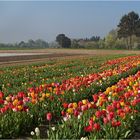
xmin=51 ymin=127 xmax=55 ymax=131
xmin=63 ymin=116 xmax=68 ymax=122
xmin=30 ymin=131 xmax=35 ymax=136
xmin=108 ymin=96 xmax=112 ymax=101
xmin=80 ymin=137 xmax=88 ymax=140
xmin=35 ymin=127 xmax=40 ymax=136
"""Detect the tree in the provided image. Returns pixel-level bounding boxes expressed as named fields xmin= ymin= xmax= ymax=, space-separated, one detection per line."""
xmin=90 ymin=36 xmax=100 ymax=41
xmin=56 ymin=34 xmax=71 ymax=48
xmin=18 ymin=39 xmax=49 ymax=48
xmin=117 ymin=11 xmax=140 ymax=49
xmin=35 ymin=39 xmax=49 ymax=48
xmin=28 ymin=39 xmax=35 ymax=48
xmin=135 ymin=19 xmax=140 ymax=36
xmin=105 ymin=29 xmax=118 ymax=48
xmin=105 ymin=34 xmax=116 ymax=48
xmin=19 ymin=41 xmax=26 ymax=48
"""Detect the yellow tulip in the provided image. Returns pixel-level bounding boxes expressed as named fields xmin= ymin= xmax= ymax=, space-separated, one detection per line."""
xmin=6 ymin=96 xmax=10 ymax=102
xmin=18 ymin=105 xmax=23 ymax=111
xmin=31 ymin=92 xmax=35 ymax=98
xmin=120 ymin=102 xmax=125 ymax=106
xmin=42 ymin=93 xmax=46 ymax=98
xmin=73 ymin=103 xmax=78 ymax=108
xmin=13 ymin=99 xmax=18 ymax=106
xmin=42 ymin=84 xmax=45 ymax=87
xmin=82 ymin=99 xmax=87 ymax=105
xmin=93 ymin=115 xmax=96 ymax=121
xmin=67 ymin=108 xmax=73 ymax=114
xmin=134 ymin=90 xmax=138 ymax=96
xmin=61 ymin=91 xmax=64 ymax=95
xmin=111 ymin=85 xmax=116 ymax=91
xmin=112 ymin=92 xmax=117 ymax=97
xmin=39 ymin=97 xmax=44 ymax=102
xmin=46 ymin=93 xmax=50 ymax=98
xmin=129 ymin=81 xmax=132 ymax=86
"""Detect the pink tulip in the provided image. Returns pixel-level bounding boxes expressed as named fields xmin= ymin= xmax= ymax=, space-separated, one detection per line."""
xmin=46 ymin=112 xmax=52 ymax=121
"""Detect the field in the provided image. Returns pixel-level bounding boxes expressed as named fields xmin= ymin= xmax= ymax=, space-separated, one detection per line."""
xmin=1 ymin=48 xmax=140 ymax=66
xmin=0 ymin=49 xmax=140 ymax=139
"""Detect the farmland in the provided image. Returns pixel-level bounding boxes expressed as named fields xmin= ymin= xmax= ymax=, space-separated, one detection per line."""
xmin=0 ymin=50 xmax=140 ymax=139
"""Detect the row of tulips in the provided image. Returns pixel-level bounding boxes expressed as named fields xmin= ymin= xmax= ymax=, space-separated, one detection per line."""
xmin=1 ymin=55 xmax=140 ymax=138
xmin=1 ymin=55 xmax=138 ymax=114
xmin=47 ymin=70 xmax=140 ymax=139
xmin=1 ymin=55 xmax=138 ymax=116
xmin=26 ymin=55 xmax=140 ymax=103
xmin=100 ymin=55 xmax=140 ymax=69
xmin=1 ymin=55 xmax=120 ymax=95
xmin=0 ymin=56 xmax=140 ymax=117
xmin=1 ymin=65 xmax=140 ymax=116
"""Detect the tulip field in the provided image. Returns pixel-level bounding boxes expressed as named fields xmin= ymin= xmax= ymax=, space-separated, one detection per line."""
xmin=1 ymin=54 xmax=140 ymax=139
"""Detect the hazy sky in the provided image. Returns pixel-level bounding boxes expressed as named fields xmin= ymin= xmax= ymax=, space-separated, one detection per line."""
xmin=0 ymin=1 xmax=140 ymax=43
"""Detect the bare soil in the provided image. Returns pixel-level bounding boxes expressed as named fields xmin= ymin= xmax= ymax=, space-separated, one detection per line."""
xmin=0 ymin=49 xmax=140 ymax=67
xmin=1 ymin=48 xmax=140 ymax=55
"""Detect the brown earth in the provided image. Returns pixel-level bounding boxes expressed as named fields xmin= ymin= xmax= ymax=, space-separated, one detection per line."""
xmin=0 ymin=49 xmax=140 ymax=67
xmin=1 ymin=48 xmax=140 ymax=55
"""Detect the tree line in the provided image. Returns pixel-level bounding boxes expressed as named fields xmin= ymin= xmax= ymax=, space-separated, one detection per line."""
xmin=0 ymin=39 xmax=49 ymax=49
xmin=56 ymin=11 xmax=140 ymax=50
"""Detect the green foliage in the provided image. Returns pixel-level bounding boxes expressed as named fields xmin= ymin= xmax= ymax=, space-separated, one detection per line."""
xmin=90 ymin=36 xmax=100 ymax=41
xmin=0 ymin=111 xmax=34 ymax=138
xmin=105 ymin=34 xmax=116 ymax=48
xmin=118 ymin=11 xmax=140 ymax=49
xmin=0 ymin=39 xmax=49 ymax=49
xmin=56 ymin=34 xmax=71 ymax=48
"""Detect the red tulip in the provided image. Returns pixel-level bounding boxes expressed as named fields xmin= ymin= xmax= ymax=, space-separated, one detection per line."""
xmin=68 ymin=103 xmax=73 ymax=108
xmin=61 ymin=111 xmax=65 ymax=116
xmin=0 ymin=107 xmax=7 ymax=113
xmin=18 ymin=92 xmax=25 ymax=98
xmin=89 ymin=118 xmax=94 ymax=126
xmin=84 ymin=125 xmax=93 ymax=132
xmin=124 ymin=92 xmax=131 ymax=99
xmin=112 ymin=120 xmax=121 ymax=127
xmin=63 ymin=103 xmax=68 ymax=109
xmin=95 ymin=111 xmax=102 ymax=118
xmin=107 ymin=112 xmax=114 ymax=121
xmin=78 ymin=101 xmax=83 ymax=107
xmin=74 ymin=110 xmax=79 ymax=117
xmin=116 ymin=121 xmax=121 ymax=127
xmin=46 ymin=112 xmax=52 ymax=121
xmin=103 ymin=117 xmax=108 ymax=124
xmin=92 ymin=94 xmax=98 ymax=103
xmin=107 ymin=105 xmax=114 ymax=112
xmin=101 ymin=110 xmax=106 ymax=116
xmin=116 ymin=103 xmax=121 ymax=109
xmin=81 ymin=105 xmax=88 ymax=112
xmin=93 ymin=123 xmax=100 ymax=131
xmin=124 ymin=106 xmax=131 ymax=113
xmin=0 ymin=99 xmax=4 ymax=104
xmin=131 ymin=100 xmax=137 ymax=106
xmin=0 ymin=92 xmax=4 ymax=99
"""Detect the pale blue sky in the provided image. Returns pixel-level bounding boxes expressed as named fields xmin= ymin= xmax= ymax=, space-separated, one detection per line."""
xmin=0 ymin=1 xmax=140 ymax=43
